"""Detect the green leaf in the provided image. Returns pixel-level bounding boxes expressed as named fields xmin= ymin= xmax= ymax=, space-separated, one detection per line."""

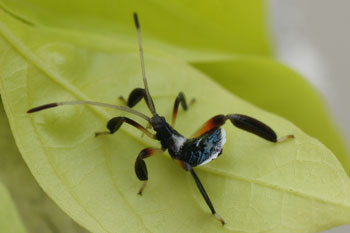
xmin=0 ymin=0 xmax=272 ymax=61
xmin=193 ymin=58 xmax=350 ymax=174
xmin=0 ymin=181 xmax=27 ymax=233
xmin=0 ymin=6 xmax=350 ymax=233
xmin=0 ymin=100 xmax=89 ymax=233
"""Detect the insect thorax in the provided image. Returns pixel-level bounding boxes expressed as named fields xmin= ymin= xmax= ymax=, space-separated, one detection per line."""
xmin=151 ymin=115 xmax=186 ymax=155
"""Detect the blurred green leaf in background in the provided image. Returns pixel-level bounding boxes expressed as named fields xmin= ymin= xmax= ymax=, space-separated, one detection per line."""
xmin=0 ymin=181 xmax=27 ymax=233
xmin=0 ymin=0 xmax=349 ymax=233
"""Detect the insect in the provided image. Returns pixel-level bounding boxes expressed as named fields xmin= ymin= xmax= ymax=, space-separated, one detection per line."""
xmin=27 ymin=13 xmax=294 ymax=225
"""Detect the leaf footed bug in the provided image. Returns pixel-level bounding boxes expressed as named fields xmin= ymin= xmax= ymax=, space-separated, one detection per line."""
xmin=27 ymin=13 xmax=294 ymax=226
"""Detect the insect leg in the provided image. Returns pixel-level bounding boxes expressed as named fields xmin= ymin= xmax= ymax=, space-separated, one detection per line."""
xmin=226 ymin=114 xmax=294 ymax=143
xmin=135 ymin=148 xmax=163 ymax=195
xmin=180 ymin=161 xmax=225 ymax=225
xmin=191 ymin=115 xmax=227 ymax=138
xmin=172 ymin=92 xmax=195 ymax=127
xmin=121 ymin=88 xmax=145 ymax=107
xmin=172 ymin=92 xmax=187 ymax=127
xmin=95 ymin=116 xmax=156 ymax=139
xmin=119 ymin=88 xmax=155 ymax=114
xmin=192 ymin=114 xmax=294 ymax=143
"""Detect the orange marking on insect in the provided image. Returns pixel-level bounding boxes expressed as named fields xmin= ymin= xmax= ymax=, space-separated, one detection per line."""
xmin=191 ymin=115 xmax=226 ymax=138
xmin=172 ymin=110 xmax=178 ymax=126
xmin=176 ymin=160 xmax=186 ymax=169
xmin=192 ymin=121 xmax=215 ymax=138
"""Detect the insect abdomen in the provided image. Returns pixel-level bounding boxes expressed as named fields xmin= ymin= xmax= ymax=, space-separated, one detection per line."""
xmin=179 ymin=128 xmax=226 ymax=167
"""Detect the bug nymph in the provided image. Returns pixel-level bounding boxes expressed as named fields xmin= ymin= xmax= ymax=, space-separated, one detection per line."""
xmin=27 ymin=13 xmax=294 ymax=226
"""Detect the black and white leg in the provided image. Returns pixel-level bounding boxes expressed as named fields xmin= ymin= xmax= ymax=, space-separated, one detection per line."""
xmin=135 ymin=148 xmax=163 ymax=195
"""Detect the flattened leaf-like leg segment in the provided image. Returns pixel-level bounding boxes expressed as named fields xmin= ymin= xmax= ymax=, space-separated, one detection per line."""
xmin=226 ymin=114 xmax=294 ymax=143
xmin=127 ymin=88 xmax=146 ymax=108
xmin=135 ymin=148 xmax=163 ymax=195
xmin=180 ymin=161 xmax=225 ymax=225
xmin=192 ymin=114 xmax=294 ymax=143
xmin=119 ymin=88 xmax=155 ymax=114
xmin=95 ymin=116 xmax=155 ymax=139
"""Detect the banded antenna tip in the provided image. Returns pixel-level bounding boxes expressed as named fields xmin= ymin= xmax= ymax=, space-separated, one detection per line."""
xmin=27 ymin=103 xmax=59 ymax=113
xmin=133 ymin=12 xmax=140 ymax=29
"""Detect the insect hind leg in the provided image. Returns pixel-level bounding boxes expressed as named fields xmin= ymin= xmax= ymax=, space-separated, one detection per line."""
xmin=192 ymin=114 xmax=294 ymax=143
xmin=226 ymin=114 xmax=294 ymax=143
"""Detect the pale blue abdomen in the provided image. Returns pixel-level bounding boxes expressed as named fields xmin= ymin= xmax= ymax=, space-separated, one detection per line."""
xmin=179 ymin=127 xmax=226 ymax=167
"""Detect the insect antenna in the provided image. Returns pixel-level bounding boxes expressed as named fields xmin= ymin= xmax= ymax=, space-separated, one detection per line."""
xmin=133 ymin=12 xmax=157 ymax=116
xmin=27 ymin=100 xmax=151 ymax=122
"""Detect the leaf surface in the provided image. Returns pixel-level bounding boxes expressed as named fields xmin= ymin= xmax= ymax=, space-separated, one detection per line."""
xmin=0 ymin=7 xmax=350 ymax=233
xmin=0 ymin=101 xmax=88 ymax=233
